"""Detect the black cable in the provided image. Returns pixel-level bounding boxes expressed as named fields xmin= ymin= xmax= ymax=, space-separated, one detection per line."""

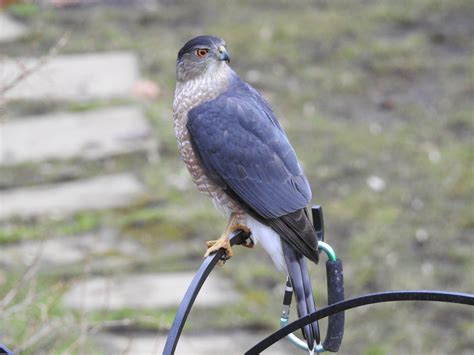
xmin=245 ymin=290 xmax=474 ymax=354
xmin=0 ymin=343 xmax=13 ymax=355
xmin=163 ymin=230 xmax=250 ymax=355
xmin=163 ymin=216 xmax=473 ymax=355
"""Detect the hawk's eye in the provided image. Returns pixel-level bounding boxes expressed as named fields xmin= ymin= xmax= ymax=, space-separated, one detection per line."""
xmin=195 ymin=48 xmax=209 ymax=58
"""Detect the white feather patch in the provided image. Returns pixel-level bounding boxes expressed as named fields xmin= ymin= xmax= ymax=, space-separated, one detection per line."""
xmin=246 ymin=215 xmax=287 ymax=272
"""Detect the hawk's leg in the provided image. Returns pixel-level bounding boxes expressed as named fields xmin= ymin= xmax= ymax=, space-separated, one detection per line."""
xmin=204 ymin=214 xmax=251 ymax=263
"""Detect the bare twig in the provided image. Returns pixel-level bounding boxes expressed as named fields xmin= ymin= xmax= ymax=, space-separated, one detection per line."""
xmin=0 ymin=32 xmax=69 ymax=97
xmin=15 ymin=321 xmax=56 ymax=353
xmin=78 ymin=260 xmax=92 ymax=355
xmin=2 ymin=282 xmax=65 ymax=318
xmin=0 ymin=236 xmax=45 ymax=310
xmin=63 ymin=317 xmax=135 ymax=354
xmin=120 ymin=335 xmax=134 ymax=355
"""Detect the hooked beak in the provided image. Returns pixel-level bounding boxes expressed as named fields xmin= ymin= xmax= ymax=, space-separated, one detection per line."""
xmin=218 ymin=45 xmax=230 ymax=63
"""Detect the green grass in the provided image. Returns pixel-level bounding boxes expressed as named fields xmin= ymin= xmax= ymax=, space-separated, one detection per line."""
xmin=7 ymin=2 xmax=40 ymax=18
xmin=0 ymin=212 xmax=102 ymax=244
xmin=1 ymin=0 xmax=472 ymax=353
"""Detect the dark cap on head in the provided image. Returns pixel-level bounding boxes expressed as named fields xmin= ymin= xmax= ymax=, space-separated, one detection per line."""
xmin=177 ymin=35 xmax=225 ymax=60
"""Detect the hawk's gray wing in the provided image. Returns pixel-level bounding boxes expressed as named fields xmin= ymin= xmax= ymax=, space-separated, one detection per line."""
xmin=187 ymin=76 xmax=318 ymax=263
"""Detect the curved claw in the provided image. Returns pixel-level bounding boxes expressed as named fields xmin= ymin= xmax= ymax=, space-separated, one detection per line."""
xmin=205 ymin=235 xmax=233 ymax=264
xmin=205 ymin=216 xmax=252 ymax=265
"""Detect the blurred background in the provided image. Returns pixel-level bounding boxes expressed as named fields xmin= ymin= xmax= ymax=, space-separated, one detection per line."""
xmin=0 ymin=0 xmax=472 ymax=354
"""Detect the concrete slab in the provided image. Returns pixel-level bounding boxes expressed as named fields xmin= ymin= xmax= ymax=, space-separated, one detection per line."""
xmin=0 ymin=106 xmax=154 ymax=165
xmin=0 ymin=173 xmax=144 ymax=220
xmin=1 ymin=52 xmax=139 ymax=100
xmin=96 ymin=331 xmax=294 ymax=355
xmin=0 ymin=230 xmax=145 ymax=269
xmin=0 ymin=14 xmax=28 ymax=43
xmin=62 ymin=272 xmax=238 ymax=311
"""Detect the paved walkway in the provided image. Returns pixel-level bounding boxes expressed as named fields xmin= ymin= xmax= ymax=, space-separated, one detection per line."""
xmin=63 ymin=272 xmax=238 ymax=310
xmin=0 ymin=173 xmax=145 ymax=220
xmin=0 ymin=13 xmax=28 ymax=43
xmin=1 ymin=106 xmax=153 ymax=165
xmin=2 ymin=52 xmax=139 ymax=100
xmin=1 ymin=230 xmax=145 ymax=269
xmin=96 ymin=331 xmax=293 ymax=355
xmin=0 ymin=13 xmax=244 ymax=354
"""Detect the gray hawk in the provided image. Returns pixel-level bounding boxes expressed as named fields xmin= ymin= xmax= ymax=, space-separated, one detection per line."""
xmin=173 ymin=35 xmax=320 ymax=351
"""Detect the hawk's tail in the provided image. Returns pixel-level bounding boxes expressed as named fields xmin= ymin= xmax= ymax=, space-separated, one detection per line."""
xmin=282 ymin=240 xmax=319 ymax=353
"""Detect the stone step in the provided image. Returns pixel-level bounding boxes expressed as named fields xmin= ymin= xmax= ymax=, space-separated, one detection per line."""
xmin=96 ymin=331 xmax=293 ymax=355
xmin=2 ymin=52 xmax=139 ymax=100
xmin=0 ymin=229 xmax=146 ymax=269
xmin=0 ymin=173 xmax=144 ymax=220
xmin=0 ymin=14 xmax=28 ymax=43
xmin=0 ymin=106 xmax=154 ymax=166
xmin=62 ymin=272 xmax=238 ymax=311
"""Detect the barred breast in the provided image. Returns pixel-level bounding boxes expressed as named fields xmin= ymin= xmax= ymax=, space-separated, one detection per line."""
xmin=173 ymin=69 xmax=244 ymax=218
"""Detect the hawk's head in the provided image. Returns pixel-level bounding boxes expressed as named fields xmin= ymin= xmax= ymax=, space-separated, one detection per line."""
xmin=176 ymin=35 xmax=230 ymax=82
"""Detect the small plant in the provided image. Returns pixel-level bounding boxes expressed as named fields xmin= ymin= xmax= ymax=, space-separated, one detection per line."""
xmin=7 ymin=2 xmax=40 ymax=19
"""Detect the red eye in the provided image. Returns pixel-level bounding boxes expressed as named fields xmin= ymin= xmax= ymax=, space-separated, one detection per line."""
xmin=196 ymin=48 xmax=209 ymax=58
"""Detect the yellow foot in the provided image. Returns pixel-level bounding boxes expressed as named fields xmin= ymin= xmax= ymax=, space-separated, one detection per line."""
xmin=205 ymin=235 xmax=232 ymax=264
xmin=204 ymin=223 xmax=252 ymax=264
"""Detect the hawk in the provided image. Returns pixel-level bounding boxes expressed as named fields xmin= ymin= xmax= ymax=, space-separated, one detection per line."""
xmin=173 ymin=35 xmax=320 ymax=351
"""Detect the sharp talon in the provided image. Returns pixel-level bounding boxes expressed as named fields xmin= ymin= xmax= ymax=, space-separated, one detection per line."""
xmin=203 ymin=218 xmax=251 ymax=263
xmin=204 ymin=235 xmax=232 ymax=262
